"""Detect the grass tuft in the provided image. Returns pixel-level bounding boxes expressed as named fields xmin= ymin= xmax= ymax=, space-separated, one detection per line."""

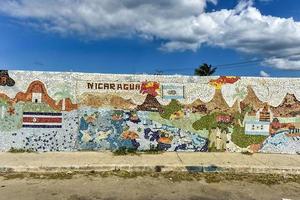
xmin=112 ymin=147 xmax=139 ymax=156
xmin=1 ymin=171 xmax=300 ymax=185
xmin=8 ymin=148 xmax=35 ymax=153
xmin=112 ymin=146 xmax=163 ymax=156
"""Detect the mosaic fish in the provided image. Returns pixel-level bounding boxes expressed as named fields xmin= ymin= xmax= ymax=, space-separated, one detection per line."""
xmin=96 ymin=129 xmax=113 ymax=141
xmin=158 ymin=137 xmax=172 ymax=144
xmin=122 ymin=131 xmax=139 ymax=140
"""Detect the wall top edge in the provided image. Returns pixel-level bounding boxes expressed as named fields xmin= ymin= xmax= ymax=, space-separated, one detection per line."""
xmin=2 ymin=69 xmax=300 ymax=80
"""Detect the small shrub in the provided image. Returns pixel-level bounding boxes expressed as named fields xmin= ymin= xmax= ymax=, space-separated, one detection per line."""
xmin=113 ymin=147 xmax=138 ymax=156
xmin=8 ymin=147 xmax=35 ymax=153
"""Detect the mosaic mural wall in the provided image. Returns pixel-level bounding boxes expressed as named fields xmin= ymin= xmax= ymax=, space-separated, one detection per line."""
xmin=0 ymin=70 xmax=300 ymax=154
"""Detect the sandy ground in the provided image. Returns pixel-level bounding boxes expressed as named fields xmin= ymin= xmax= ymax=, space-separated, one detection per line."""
xmin=0 ymin=174 xmax=299 ymax=200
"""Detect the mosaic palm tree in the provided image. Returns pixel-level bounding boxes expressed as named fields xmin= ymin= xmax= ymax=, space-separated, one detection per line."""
xmin=233 ymin=87 xmax=248 ymax=126
xmin=54 ymin=84 xmax=73 ymax=111
xmin=233 ymin=87 xmax=248 ymax=113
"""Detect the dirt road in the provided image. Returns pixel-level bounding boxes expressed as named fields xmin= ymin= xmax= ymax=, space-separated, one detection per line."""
xmin=0 ymin=173 xmax=299 ymax=200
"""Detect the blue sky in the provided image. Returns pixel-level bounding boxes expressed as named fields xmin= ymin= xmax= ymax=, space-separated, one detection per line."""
xmin=1 ymin=0 xmax=300 ymax=77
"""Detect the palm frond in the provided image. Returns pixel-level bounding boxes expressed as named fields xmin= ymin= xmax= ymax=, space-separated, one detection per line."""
xmin=194 ymin=63 xmax=217 ymax=76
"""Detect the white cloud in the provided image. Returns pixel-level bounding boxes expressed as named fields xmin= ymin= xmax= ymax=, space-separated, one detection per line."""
xmin=0 ymin=0 xmax=300 ymax=70
xmin=260 ymin=70 xmax=270 ymax=77
xmin=0 ymin=0 xmax=216 ymax=38
xmin=264 ymin=56 xmax=300 ymax=70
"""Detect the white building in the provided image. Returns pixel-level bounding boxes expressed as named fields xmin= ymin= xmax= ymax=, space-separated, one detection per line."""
xmin=245 ymin=121 xmax=270 ymax=136
xmin=32 ymin=93 xmax=42 ymax=103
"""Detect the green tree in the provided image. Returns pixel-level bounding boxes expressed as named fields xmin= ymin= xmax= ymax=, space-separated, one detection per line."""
xmin=194 ymin=63 xmax=217 ymax=76
xmin=0 ymin=99 xmax=8 ymax=119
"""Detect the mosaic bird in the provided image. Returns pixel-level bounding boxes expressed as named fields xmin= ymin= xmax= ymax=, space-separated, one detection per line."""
xmin=85 ymin=114 xmax=97 ymax=124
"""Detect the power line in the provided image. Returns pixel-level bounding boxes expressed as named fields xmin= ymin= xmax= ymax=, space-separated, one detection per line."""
xmin=155 ymin=52 xmax=300 ymax=73
xmin=214 ymin=59 xmax=264 ymax=67
xmin=156 ymin=61 xmax=259 ymax=73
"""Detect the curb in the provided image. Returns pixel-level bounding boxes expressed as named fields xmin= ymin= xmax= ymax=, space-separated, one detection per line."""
xmin=1 ymin=164 xmax=300 ymax=175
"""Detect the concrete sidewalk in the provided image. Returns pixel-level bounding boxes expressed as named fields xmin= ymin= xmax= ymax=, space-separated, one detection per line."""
xmin=0 ymin=152 xmax=299 ymax=174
